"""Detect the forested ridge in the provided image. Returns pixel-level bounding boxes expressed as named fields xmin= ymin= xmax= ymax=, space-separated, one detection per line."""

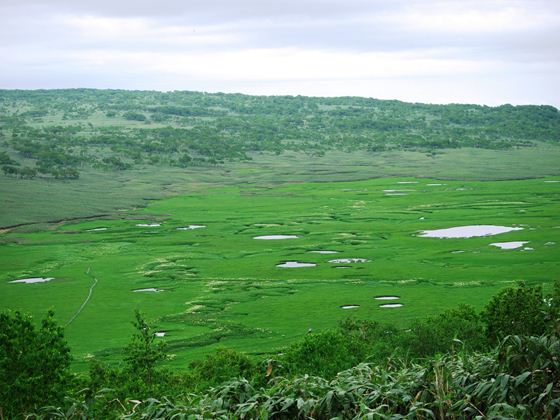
xmin=1 ymin=89 xmax=558 ymax=179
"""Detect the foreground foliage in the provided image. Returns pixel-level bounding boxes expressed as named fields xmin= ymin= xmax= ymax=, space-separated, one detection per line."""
xmin=29 ymin=334 xmax=560 ymax=419
xmin=1 ymin=281 xmax=558 ymax=418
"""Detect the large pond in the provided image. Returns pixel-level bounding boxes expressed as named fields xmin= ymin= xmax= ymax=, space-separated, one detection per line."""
xmin=419 ymin=225 xmax=523 ymax=238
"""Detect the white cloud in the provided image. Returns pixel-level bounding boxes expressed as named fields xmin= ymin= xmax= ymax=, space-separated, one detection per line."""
xmin=389 ymin=2 xmax=560 ymax=34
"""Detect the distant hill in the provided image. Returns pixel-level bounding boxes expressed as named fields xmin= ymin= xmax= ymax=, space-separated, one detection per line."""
xmin=1 ymin=89 xmax=558 ymax=179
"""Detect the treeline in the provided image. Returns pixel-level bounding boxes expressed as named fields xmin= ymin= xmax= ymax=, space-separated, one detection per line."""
xmin=0 ymin=90 xmax=558 ymax=179
xmin=1 ymin=281 xmax=559 ymax=418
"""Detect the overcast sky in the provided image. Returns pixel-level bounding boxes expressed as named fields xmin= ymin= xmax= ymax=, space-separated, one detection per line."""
xmin=1 ymin=0 xmax=559 ymax=106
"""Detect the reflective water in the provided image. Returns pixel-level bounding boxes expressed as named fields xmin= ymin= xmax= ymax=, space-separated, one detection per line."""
xmin=329 ymin=258 xmax=369 ymax=263
xmin=379 ymin=303 xmax=403 ymax=308
xmin=420 ymin=225 xmax=523 ymax=238
xmin=9 ymin=277 xmax=54 ymax=284
xmin=177 ymin=225 xmax=206 ymax=230
xmin=132 ymin=288 xmax=163 ymax=292
xmin=490 ymin=241 xmax=528 ymax=249
xmin=254 ymin=235 xmax=299 ymax=240
xmin=277 ymin=261 xmax=316 ymax=268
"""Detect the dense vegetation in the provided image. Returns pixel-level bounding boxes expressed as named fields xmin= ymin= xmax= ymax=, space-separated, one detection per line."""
xmin=1 ymin=89 xmax=558 ymax=179
xmin=1 ymin=282 xmax=559 ymax=418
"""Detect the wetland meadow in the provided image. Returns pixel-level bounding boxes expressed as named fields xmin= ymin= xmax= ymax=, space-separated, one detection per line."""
xmin=1 ymin=175 xmax=558 ymax=369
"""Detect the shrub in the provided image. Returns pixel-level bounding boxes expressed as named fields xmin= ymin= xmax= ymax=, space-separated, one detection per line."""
xmin=484 ymin=282 xmax=547 ymax=342
xmin=405 ymin=304 xmax=487 ymax=357
xmin=188 ymin=348 xmax=257 ymax=392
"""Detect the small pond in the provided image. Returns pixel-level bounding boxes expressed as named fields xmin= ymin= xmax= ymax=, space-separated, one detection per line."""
xmin=136 ymin=223 xmax=161 ymax=227
xmin=374 ymin=296 xmax=400 ymax=300
xmin=10 ymin=277 xmax=54 ymax=284
xmin=490 ymin=241 xmax=528 ymax=250
xmin=254 ymin=235 xmax=299 ymax=240
xmin=277 ymin=261 xmax=316 ymax=268
xmin=329 ymin=258 xmax=369 ymax=263
xmin=132 ymin=288 xmax=163 ymax=292
xmin=379 ymin=303 xmax=403 ymax=308
xmin=340 ymin=305 xmax=360 ymax=309
xmin=177 ymin=225 xmax=206 ymax=230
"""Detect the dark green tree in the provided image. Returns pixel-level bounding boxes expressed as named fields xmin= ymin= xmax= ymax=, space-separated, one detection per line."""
xmin=0 ymin=310 xmax=71 ymax=418
xmin=123 ymin=310 xmax=167 ymax=386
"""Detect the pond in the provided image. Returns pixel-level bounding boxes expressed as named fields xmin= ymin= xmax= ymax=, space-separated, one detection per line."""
xmin=383 ymin=189 xmax=412 ymax=193
xmin=254 ymin=235 xmax=299 ymax=240
xmin=136 ymin=223 xmax=161 ymax=227
xmin=132 ymin=288 xmax=163 ymax=292
xmin=340 ymin=305 xmax=360 ymax=309
xmin=419 ymin=225 xmax=523 ymax=238
xmin=379 ymin=303 xmax=403 ymax=308
xmin=276 ymin=261 xmax=316 ymax=268
xmin=329 ymin=258 xmax=369 ymax=263
xmin=490 ymin=241 xmax=529 ymax=249
xmin=177 ymin=225 xmax=206 ymax=230
xmin=9 ymin=277 xmax=54 ymax=284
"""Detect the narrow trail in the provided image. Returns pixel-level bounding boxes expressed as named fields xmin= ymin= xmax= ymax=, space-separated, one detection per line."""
xmin=65 ymin=267 xmax=98 ymax=327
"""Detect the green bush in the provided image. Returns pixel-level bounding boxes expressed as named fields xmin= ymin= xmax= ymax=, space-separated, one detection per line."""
xmin=282 ymin=319 xmax=400 ymax=378
xmin=404 ymin=304 xmax=487 ymax=357
xmin=188 ymin=348 xmax=258 ymax=392
xmin=484 ymin=282 xmax=547 ymax=342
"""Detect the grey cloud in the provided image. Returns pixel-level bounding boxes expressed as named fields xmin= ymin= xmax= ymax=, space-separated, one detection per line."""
xmin=0 ymin=0 xmax=559 ymax=105
xmin=1 ymin=0 xmax=400 ymax=20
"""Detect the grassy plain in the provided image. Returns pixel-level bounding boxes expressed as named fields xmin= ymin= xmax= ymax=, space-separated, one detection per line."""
xmin=2 ymin=143 xmax=560 ymax=228
xmin=1 ymin=175 xmax=559 ymax=370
